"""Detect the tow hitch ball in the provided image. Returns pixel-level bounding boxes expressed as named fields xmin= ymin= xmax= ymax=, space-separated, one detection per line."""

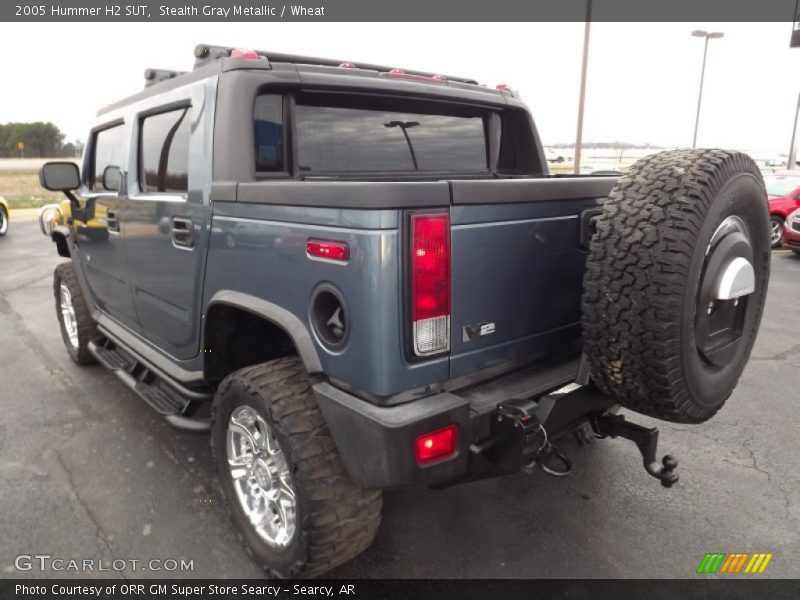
xmin=592 ymin=414 xmax=679 ymax=488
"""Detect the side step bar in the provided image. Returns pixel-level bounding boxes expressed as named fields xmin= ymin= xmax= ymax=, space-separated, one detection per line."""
xmin=88 ymin=337 xmax=213 ymax=433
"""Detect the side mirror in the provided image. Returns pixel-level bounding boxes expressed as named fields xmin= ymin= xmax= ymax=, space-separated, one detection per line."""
xmin=39 ymin=161 xmax=80 ymax=192
xmin=102 ymin=165 xmax=121 ymax=192
xmin=39 ymin=161 xmax=94 ymax=224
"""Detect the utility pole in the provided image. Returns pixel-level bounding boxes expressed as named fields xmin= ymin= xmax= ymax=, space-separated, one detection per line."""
xmin=573 ymin=0 xmax=592 ymax=174
xmin=788 ymin=93 xmax=800 ymax=170
xmin=691 ymin=30 xmax=724 ymax=148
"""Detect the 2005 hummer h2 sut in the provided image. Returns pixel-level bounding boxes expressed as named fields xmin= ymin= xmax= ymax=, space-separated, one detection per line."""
xmin=39 ymin=45 xmax=770 ymax=577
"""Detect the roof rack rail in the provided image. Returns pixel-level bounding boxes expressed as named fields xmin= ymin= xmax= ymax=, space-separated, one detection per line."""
xmin=144 ymin=68 xmax=187 ymax=88
xmin=192 ymin=43 xmax=479 ymax=85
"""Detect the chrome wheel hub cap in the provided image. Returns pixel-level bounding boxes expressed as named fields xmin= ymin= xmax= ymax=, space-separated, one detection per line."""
xmin=59 ymin=282 xmax=79 ymax=349
xmin=695 ymin=216 xmax=755 ymax=367
xmin=770 ymin=219 xmax=782 ymax=246
xmin=226 ymin=405 xmax=297 ymax=548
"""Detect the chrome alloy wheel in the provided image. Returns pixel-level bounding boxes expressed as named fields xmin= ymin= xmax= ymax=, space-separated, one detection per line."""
xmin=59 ymin=282 xmax=79 ymax=349
xmin=770 ymin=218 xmax=783 ymax=247
xmin=226 ymin=405 xmax=297 ymax=548
xmin=0 ymin=208 xmax=7 ymax=235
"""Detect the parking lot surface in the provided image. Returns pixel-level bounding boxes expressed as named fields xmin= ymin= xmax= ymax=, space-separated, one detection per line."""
xmin=1 ymin=218 xmax=798 ymax=579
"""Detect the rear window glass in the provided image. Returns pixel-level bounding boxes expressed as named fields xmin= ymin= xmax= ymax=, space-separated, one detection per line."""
xmin=92 ymin=124 xmax=124 ymax=191
xmin=139 ymin=107 xmax=191 ymax=193
xmin=254 ymin=95 xmax=285 ymax=172
xmin=294 ymin=100 xmax=488 ymax=173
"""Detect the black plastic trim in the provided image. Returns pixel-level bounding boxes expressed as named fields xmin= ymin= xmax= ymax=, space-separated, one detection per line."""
xmin=313 ymin=381 xmax=471 ymax=488
xmin=450 ymin=176 xmax=617 ymax=205
xmin=237 ymin=180 xmax=451 ymax=209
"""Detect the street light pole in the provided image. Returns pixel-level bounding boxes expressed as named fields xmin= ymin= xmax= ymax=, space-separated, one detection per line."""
xmin=573 ymin=0 xmax=592 ymax=174
xmin=691 ymin=30 xmax=724 ymax=149
xmin=787 ymin=93 xmax=800 ymax=170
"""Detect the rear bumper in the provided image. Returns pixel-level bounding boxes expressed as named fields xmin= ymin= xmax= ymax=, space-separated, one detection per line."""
xmin=313 ymin=356 xmax=615 ymax=489
xmin=313 ymin=382 xmax=472 ymax=488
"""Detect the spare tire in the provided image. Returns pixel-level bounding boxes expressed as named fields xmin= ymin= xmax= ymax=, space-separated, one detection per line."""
xmin=582 ymin=149 xmax=770 ymax=423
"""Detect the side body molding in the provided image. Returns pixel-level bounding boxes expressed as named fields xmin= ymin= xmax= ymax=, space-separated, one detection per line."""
xmin=205 ymin=290 xmax=323 ymax=374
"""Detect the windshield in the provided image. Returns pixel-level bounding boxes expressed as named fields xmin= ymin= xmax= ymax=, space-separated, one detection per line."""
xmin=764 ymin=176 xmax=800 ymax=197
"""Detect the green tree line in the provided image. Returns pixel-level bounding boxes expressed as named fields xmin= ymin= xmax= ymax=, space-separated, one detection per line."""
xmin=0 ymin=122 xmax=78 ymax=158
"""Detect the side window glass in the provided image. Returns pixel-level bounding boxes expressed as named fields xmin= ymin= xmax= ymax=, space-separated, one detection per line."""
xmin=253 ymin=95 xmax=284 ymax=172
xmin=140 ymin=107 xmax=191 ymax=193
xmin=92 ymin=125 xmax=124 ymax=191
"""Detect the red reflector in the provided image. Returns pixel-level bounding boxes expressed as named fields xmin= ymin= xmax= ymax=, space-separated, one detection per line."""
xmin=410 ymin=213 xmax=450 ymax=321
xmin=231 ymin=48 xmax=260 ymax=60
xmin=307 ymin=239 xmax=349 ymax=262
xmin=387 ymin=69 xmax=446 ymax=84
xmin=415 ymin=425 xmax=458 ymax=465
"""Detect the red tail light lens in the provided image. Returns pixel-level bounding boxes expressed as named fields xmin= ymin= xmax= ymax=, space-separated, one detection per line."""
xmin=307 ymin=239 xmax=349 ymax=262
xmin=231 ymin=48 xmax=260 ymax=60
xmin=415 ymin=425 xmax=458 ymax=465
xmin=410 ymin=213 xmax=450 ymax=356
xmin=387 ymin=69 xmax=447 ymax=84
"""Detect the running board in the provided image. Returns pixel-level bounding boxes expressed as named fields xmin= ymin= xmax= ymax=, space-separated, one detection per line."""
xmin=88 ymin=337 xmax=212 ymax=433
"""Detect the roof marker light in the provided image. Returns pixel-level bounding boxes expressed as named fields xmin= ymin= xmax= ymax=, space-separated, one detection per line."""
xmin=231 ymin=48 xmax=260 ymax=60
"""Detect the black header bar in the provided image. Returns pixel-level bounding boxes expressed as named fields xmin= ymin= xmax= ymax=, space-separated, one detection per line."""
xmin=3 ymin=0 xmax=800 ymax=22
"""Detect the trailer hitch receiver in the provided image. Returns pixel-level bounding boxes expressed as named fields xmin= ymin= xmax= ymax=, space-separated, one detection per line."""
xmin=593 ymin=414 xmax=679 ymax=488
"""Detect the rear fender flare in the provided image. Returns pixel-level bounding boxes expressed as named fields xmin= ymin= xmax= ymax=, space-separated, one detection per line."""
xmin=204 ymin=290 xmax=322 ymax=374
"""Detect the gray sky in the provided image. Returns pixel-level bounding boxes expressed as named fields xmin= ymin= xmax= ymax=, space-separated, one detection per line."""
xmin=1 ymin=21 xmax=798 ymax=156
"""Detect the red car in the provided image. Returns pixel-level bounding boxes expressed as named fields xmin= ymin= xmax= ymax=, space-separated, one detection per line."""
xmin=764 ymin=173 xmax=800 ymax=247
xmin=783 ymin=208 xmax=800 ymax=254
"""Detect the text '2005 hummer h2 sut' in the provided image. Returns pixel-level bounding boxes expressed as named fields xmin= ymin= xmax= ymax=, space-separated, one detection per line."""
xmin=39 ymin=45 xmax=770 ymax=578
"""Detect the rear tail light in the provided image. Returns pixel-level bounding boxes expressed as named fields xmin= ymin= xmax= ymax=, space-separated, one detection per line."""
xmin=415 ymin=425 xmax=458 ymax=465
xmin=410 ymin=213 xmax=450 ymax=356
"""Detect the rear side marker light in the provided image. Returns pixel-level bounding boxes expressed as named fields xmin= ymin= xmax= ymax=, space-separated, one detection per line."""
xmin=415 ymin=425 xmax=458 ymax=465
xmin=307 ymin=239 xmax=349 ymax=262
xmin=410 ymin=213 xmax=451 ymax=356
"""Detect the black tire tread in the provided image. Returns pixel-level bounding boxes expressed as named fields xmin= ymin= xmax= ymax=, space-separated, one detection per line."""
xmin=582 ymin=149 xmax=767 ymax=423
xmin=212 ymin=357 xmax=382 ymax=578
xmin=53 ymin=262 xmax=98 ymax=365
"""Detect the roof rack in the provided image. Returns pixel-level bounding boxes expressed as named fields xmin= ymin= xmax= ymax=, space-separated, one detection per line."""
xmin=192 ymin=43 xmax=480 ymax=85
xmin=144 ymin=68 xmax=187 ymax=88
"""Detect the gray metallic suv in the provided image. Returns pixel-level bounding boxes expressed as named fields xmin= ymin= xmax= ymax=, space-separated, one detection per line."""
xmin=39 ymin=44 xmax=770 ymax=577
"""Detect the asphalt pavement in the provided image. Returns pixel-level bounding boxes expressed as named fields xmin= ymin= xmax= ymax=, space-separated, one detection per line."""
xmin=1 ymin=218 xmax=798 ymax=579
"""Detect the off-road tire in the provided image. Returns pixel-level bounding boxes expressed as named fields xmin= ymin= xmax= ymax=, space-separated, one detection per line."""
xmin=211 ymin=357 xmax=383 ymax=578
xmin=54 ymin=262 xmax=98 ymax=365
xmin=582 ymin=149 xmax=770 ymax=423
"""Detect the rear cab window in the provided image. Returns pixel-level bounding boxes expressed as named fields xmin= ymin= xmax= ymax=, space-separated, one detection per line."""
xmin=252 ymin=93 xmax=498 ymax=178
xmin=251 ymin=92 xmax=540 ymax=178
xmin=294 ymin=97 xmax=488 ymax=174
xmin=138 ymin=107 xmax=191 ymax=194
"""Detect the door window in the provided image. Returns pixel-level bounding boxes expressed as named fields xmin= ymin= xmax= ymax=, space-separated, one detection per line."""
xmin=91 ymin=124 xmax=124 ymax=191
xmin=139 ymin=107 xmax=191 ymax=193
